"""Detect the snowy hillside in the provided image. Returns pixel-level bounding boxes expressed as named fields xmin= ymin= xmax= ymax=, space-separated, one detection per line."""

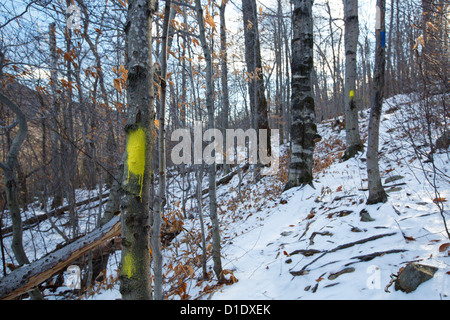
xmin=196 ymin=94 xmax=450 ymax=300
xmin=1 ymin=93 xmax=449 ymax=300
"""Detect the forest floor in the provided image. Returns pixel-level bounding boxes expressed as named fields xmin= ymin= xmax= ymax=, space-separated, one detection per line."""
xmin=1 ymin=92 xmax=449 ymax=300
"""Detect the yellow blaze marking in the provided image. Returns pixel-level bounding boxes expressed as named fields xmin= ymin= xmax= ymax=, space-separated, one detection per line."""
xmin=123 ymin=253 xmax=136 ymax=278
xmin=126 ymin=126 xmax=146 ymax=198
xmin=349 ymin=90 xmax=355 ymax=98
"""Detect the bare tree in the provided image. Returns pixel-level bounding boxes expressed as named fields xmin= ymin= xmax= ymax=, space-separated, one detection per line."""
xmin=194 ymin=0 xmax=224 ymax=282
xmin=285 ymin=0 xmax=319 ymax=189
xmin=342 ymin=0 xmax=363 ymax=160
xmin=366 ymin=0 xmax=388 ymax=204
xmin=119 ymin=0 xmax=158 ymax=300
xmin=220 ymin=0 xmax=231 ymax=175
xmin=242 ymin=0 xmax=271 ymax=167
xmin=0 ymin=90 xmax=43 ymax=300
xmin=152 ymin=0 xmax=172 ymax=301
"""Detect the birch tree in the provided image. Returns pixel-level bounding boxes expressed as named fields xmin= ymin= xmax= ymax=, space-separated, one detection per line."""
xmin=285 ymin=0 xmax=319 ymax=189
xmin=119 ymin=0 xmax=157 ymax=300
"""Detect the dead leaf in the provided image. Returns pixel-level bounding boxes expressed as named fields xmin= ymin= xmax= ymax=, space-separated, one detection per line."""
xmin=439 ymin=243 xmax=450 ymax=252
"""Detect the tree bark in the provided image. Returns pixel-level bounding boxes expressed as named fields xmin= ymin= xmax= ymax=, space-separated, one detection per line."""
xmin=343 ymin=0 xmax=363 ymax=160
xmin=285 ymin=0 xmax=318 ymax=189
xmin=152 ymin=0 xmax=171 ymax=301
xmin=220 ymin=0 xmax=231 ymax=175
xmin=242 ymin=0 xmax=271 ymax=162
xmin=194 ymin=0 xmax=224 ymax=282
xmin=119 ymin=0 xmax=157 ymax=300
xmin=48 ymin=22 xmax=64 ymax=210
xmin=366 ymin=0 xmax=388 ymax=204
xmin=0 ymin=91 xmax=43 ymax=300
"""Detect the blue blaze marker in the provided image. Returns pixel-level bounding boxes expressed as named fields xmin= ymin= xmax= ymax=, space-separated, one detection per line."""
xmin=380 ymin=30 xmax=386 ymax=48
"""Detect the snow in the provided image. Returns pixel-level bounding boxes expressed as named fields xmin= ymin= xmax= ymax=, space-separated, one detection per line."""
xmin=1 ymin=93 xmax=449 ymax=300
xmin=188 ymin=93 xmax=450 ymax=300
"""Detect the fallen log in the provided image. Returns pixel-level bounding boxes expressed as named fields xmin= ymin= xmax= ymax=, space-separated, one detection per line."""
xmin=0 ymin=215 xmax=120 ymax=300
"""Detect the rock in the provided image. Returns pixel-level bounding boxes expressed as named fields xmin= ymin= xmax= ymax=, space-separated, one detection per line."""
xmin=395 ymin=263 xmax=438 ymax=293
xmin=360 ymin=209 xmax=375 ymax=222
xmin=350 ymin=226 xmax=365 ymax=232
xmin=385 ymin=175 xmax=404 ymax=184
xmin=386 ymin=187 xmax=402 ymax=193
xmin=435 ymin=132 xmax=450 ymax=150
xmin=280 ymin=231 xmax=293 ymax=237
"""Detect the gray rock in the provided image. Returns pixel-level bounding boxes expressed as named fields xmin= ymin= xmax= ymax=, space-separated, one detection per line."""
xmin=360 ymin=209 xmax=375 ymax=222
xmin=386 ymin=186 xmax=402 ymax=193
xmin=385 ymin=175 xmax=404 ymax=184
xmin=395 ymin=263 xmax=438 ymax=293
xmin=435 ymin=132 xmax=450 ymax=150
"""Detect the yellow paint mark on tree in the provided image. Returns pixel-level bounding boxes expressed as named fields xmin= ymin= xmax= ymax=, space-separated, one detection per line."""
xmin=126 ymin=126 xmax=146 ymax=199
xmin=123 ymin=253 xmax=136 ymax=278
xmin=349 ymin=90 xmax=355 ymax=98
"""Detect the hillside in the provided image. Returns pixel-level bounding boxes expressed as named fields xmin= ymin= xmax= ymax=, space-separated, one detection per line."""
xmin=1 ymin=93 xmax=449 ymax=300
xmin=193 ymin=93 xmax=450 ymax=300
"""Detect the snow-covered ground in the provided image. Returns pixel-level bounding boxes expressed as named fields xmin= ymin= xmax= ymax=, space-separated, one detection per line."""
xmin=1 ymin=93 xmax=449 ymax=300
xmin=206 ymin=94 xmax=450 ymax=300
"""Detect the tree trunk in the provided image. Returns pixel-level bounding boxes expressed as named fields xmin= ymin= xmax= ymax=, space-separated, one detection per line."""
xmin=152 ymin=0 xmax=171 ymax=301
xmin=242 ymin=0 xmax=271 ymax=162
xmin=0 ymin=91 xmax=43 ymax=300
xmin=194 ymin=0 xmax=224 ymax=282
xmin=285 ymin=0 xmax=318 ymax=189
xmin=76 ymin=0 xmax=117 ymax=189
xmin=48 ymin=22 xmax=64 ymax=210
xmin=119 ymin=0 xmax=157 ymax=300
xmin=220 ymin=0 xmax=231 ymax=175
xmin=343 ymin=0 xmax=364 ymax=160
xmin=275 ymin=0 xmax=284 ymax=142
xmin=366 ymin=0 xmax=388 ymax=204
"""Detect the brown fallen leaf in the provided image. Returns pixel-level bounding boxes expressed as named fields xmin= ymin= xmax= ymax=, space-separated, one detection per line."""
xmin=439 ymin=243 xmax=450 ymax=252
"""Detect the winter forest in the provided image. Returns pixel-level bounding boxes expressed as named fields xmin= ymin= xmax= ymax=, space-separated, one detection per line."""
xmin=0 ymin=0 xmax=448 ymax=302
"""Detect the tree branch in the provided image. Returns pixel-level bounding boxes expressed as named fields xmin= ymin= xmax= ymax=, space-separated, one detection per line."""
xmin=0 ymin=90 xmax=28 ymax=170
